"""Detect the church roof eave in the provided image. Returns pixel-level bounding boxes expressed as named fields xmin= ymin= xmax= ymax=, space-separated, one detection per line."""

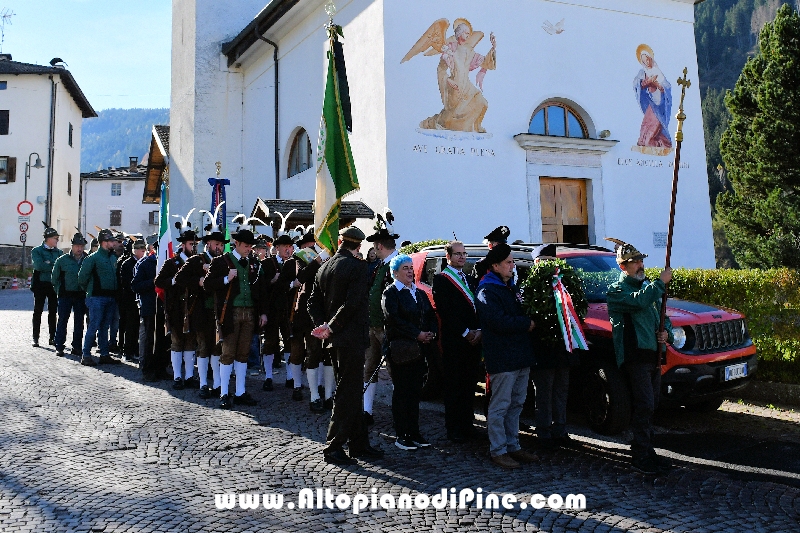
xmin=221 ymin=0 xmax=300 ymax=67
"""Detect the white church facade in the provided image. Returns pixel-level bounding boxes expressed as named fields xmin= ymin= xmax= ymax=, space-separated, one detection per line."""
xmin=169 ymin=0 xmax=714 ymax=268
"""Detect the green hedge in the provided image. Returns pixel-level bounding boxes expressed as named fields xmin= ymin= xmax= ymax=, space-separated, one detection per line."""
xmin=645 ymin=267 xmax=800 ymax=384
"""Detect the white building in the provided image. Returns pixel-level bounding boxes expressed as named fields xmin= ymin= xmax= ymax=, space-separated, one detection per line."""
xmin=169 ymin=0 xmax=714 ymax=268
xmin=0 ymin=54 xmax=96 ymax=258
xmin=80 ymin=159 xmax=160 ymax=239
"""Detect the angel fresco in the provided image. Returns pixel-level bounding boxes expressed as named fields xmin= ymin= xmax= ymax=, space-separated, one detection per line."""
xmin=402 ymin=18 xmax=497 ymax=137
xmin=632 ymin=44 xmax=673 ymax=156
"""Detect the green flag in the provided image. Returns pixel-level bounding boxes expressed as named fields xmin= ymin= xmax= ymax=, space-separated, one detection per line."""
xmin=314 ymin=27 xmax=358 ymax=255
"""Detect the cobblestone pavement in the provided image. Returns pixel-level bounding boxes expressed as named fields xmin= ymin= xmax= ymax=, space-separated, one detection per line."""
xmin=1 ymin=289 xmax=799 ymax=532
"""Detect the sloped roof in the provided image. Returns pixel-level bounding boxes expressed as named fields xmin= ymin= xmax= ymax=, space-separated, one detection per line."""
xmin=0 ymin=59 xmax=97 ymax=118
xmin=143 ymin=125 xmax=170 ymax=204
xmin=221 ymin=0 xmax=300 ymax=67
xmin=81 ymin=164 xmax=148 ymax=179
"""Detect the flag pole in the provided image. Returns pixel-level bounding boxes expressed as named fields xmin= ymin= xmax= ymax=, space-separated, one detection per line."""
xmin=658 ymin=67 xmax=691 ymax=366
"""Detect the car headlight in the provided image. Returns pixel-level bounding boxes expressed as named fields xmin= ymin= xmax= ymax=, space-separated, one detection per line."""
xmin=671 ymin=326 xmax=686 ymax=349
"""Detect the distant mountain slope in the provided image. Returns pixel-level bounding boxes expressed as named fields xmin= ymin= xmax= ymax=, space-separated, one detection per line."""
xmin=81 ymin=108 xmax=169 ymax=172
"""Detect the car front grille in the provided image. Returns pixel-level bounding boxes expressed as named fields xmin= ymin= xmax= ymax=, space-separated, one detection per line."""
xmin=692 ymin=319 xmax=747 ymax=352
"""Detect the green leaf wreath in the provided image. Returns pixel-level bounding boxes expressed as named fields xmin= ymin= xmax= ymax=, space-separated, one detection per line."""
xmin=520 ymin=259 xmax=588 ymax=347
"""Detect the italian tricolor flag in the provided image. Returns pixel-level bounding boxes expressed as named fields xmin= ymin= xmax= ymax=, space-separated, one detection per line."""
xmin=157 ymin=181 xmax=174 ymax=279
xmin=314 ymin=27 xmax=358 ymax=255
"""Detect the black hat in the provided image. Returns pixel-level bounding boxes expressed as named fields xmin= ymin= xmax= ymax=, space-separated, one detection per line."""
xmin=97 ymin=229 xmax=115 ymax=243
xmin=485 ymin=243 xmax=512 ymax=266
xmin=70 ymin=232 xmax=88 ymax=246
xmin=254 ymin=235 xmax=270 ymax=249
xmin=296 ymin=230 xmax=316 ymax=247
xmin=273 ymin=234 xmax=294 ymax=246
xmin=174 ymin=209 xmax=198 ymax=243
xmin=230 ymin=228 xmax=257 ymax=245
xmin=339 ymin=226 xmax=366 ymax=243
xmin=367 ymin=207 xmax=399 ymax=242
xmin=202 ymin=229 xmax=229 ymax=244
xmin=176 ymin=229 xmax=198 ymax=243
xmin=133 ymin=240 xmax=147 ymax=250
xmin=485 ymin=226 xmax=510 ymax=244
xmin=531 ymin=244 xmax=557 ymax=259
xmin=42 ymin=222 xmax=59 ymax=239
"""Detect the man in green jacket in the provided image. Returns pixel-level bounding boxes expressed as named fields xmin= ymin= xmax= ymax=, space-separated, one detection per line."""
xmin=77 ymin=229 xmax=120 ymax=366
xmin=606 ymin=238 xmax=674 ymax=475
xmin=52 ymin=232 xmax=89 ymax=357
xmin=31 ymin=226 xmax=64 ymax=347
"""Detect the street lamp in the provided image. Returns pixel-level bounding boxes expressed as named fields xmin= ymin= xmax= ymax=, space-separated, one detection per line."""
xmin=25 ymin=152 xmax=44 ymax=201
xmin=22 ymin=152 xmax=45 ymax=270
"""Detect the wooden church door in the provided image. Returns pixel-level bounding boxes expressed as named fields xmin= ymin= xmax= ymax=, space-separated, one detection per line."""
xmin=540 ymin=178 xmax=589 ymax=244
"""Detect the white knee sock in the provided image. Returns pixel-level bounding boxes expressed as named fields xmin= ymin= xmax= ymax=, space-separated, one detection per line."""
xmin=307 ymin=367 xmax=320 ymax=401
xmin=317 ymin=363 xmax=325 ymax=386
xmin=324 ymin=365 xmax=335 ymax=399
xmin=183 ymin=351 xmax=196 ymax=379
xmin=290 ymin=364 xmax=303 ymax=389
xmin=197 ymin=357 xmax=209 ymax=387
xmin=284 ymin=353 xmax=292 ymax=380
xmin=219 ymin=363 xmax=233 ymax=396
xmin=171 ymin=351 xmax=183 ymax=380
xmin=234 ymin=361 xmax=248 ymax=396
xmin=263 ymin=354 xmax=274 ymax=379
xmin=363 ymin=382 xmax=377 ymax=414
xmin=210 ymin=355 xmax=221 ymax=388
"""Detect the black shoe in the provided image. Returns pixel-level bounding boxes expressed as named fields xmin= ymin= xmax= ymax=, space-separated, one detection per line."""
xmin=323 ymin=398 xmax=334 ymax=410
xmin=173 ymin=377 xmax=185 ymax=390
xmin=98 ymin=355 xmax=118 ymax=365
xmin=49 ymin=336 xmax=55 ymax=346
xmin=71 ymin=346 xmax=82 ymax=356
xmin=650 ymin=452 xmax=673 ymax=473
xmin=210 ymin=386 xmax=221 ymax=398
xmin=234 ymin=391 xmax=258 ymax=406
xmin=537 ymin=437 xmax=557 ymax=451
xmin=199 ymin=385 xmax=211 ymax=399
xmin=55 ymin=350 xmax=65 ymax=357
xmin=143 ymin=373 xmax=159 ymax=383
xmin=80 ymin=356 xmax=96 ymax=366
xmin=310 ymin=399 xmax=324 ymax=413
xmin=292 ymin=388 xmax=303 ymax=401
xmin=324 ymin=448 xmax=357 ymax=465
xmin=184 ymin=376 xmax=200 ymax=389
xmin=447 ymin=432 xmax=466 ymax=443
xmin=318 ymin=385 xmax=325 ymax=398
xmin=556 ymin=434 xmax=575 ymax=448
xmin=285 ymin=378 xmax=294 ymax=389
xmin=219 ymin=394 xmax=232 ymax=409
xmin=363 ymin=411 xmax=374 ymax=426
xmin=350 ymin=445 xmax=384 ymax=459
xmin=409 ymin=434 xmax=430 ymax=448
xmin=631 ymin=456 xmax=661 ymax=475
xmin=32 ymin=340 xmax=39 ymax=348
xmin=395 ymin=437 xmax=418 ymax=451
xmin=262 ymin=378 xmax=273 ymax=391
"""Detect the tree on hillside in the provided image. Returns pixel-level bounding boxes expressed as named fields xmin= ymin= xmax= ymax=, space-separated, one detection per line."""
xmin=717 ymin=4 xmax=800 ymax=268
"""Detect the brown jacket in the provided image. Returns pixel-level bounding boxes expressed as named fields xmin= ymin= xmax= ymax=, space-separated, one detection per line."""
xmin=203 ymin=252 xmax=268 ymax=337
xmin=174 ymin=252 xmax=214 ymax=332
xmin=154 ymin=250 xmax=189 ymax=333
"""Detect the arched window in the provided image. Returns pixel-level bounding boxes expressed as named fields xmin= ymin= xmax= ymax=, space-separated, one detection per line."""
xmin=287 ymin=128 xmax=312 ymax=178
xmin=528 ymin=102 xmax=588 ymax=138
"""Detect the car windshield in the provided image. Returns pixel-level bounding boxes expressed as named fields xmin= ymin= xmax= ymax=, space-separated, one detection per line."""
xmin=564 ymin=255 xmax=620 ymax=303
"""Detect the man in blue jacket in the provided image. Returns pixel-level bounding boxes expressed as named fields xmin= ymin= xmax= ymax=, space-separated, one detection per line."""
xmin=132 ymin=241 xmax=158 ymax=381
xmin=476 ymin=243 xmax=538 ymax=469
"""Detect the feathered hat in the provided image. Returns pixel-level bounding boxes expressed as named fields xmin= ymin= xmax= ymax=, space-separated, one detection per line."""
xmin=367 ymin=207 xmax=399 ymax=242
xmin=42 ymin=221 xmax=59 ymax=239
xmin=199 ymin=201 xmax=228 ymax=243
xmin=605 ymin=237 xmax=647 ymax=265
xmin=173 ymin=209 xmax=198 ymax=243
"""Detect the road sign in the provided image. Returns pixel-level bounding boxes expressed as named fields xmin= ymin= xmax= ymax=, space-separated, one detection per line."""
xmin=19 ymin=233 xmax=27 ymax=243
xmin=19 ymin=223 xmax=28 ymax=233
xmin=17 ymin=200 xmax=33 ymax=216
xmin=17 ymin=216 xmax=30 ymax=223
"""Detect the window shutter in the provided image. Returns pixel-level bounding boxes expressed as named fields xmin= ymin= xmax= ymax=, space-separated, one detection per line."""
xmin=7 ymin=157 xmax=16 ymax=182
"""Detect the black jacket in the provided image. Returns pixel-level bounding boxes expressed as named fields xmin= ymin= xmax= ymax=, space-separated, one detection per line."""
xmin=476 ymin=275 xmax=535 ymax=374
xmin=291 ymin=257 xmax=321 ymax=331
xmin=131 ymin=255 xmax=157 ymax=317
xmin=118 ymin=256 xmax=137 ymax=304
xmin=432 ymin=270 xmax=480 ymax=354
xmin=382 ymin=283 xmax=438 ymax=344
xmin=307 ymin=247 xmax=369 ymax=349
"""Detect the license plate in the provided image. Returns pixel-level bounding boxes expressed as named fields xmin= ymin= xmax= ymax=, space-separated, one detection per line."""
xmin=724 ymin=363 xmax=748 ymax=381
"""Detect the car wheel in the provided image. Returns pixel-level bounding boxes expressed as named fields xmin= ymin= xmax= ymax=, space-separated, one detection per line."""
xmin=583 ymin=363 xmax=631 ymax=435
xmin=684 ymin=396 xmax=724 ymax=413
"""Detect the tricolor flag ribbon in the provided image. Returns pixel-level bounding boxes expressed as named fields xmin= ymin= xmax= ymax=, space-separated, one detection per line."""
xmin=552 ymin=267 xmax=588 ymax=352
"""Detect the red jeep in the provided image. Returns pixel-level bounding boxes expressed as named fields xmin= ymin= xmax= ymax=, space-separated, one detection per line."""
xmin=411 ymin=244 xmax=758 ymax=435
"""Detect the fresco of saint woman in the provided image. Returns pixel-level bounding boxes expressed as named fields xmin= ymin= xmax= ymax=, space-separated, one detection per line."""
xmin=402 ymin=18 xmax=496 ymax=138
xmin=632 ymin=44 xmax=673 ymax=156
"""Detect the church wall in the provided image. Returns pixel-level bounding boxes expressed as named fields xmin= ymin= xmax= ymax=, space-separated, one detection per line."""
xmin=382 ymin=0 xmax=714 ymax=268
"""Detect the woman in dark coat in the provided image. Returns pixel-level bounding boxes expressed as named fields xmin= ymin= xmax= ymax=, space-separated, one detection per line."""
xmin=382 ymin=254 xmax=438 ymax=451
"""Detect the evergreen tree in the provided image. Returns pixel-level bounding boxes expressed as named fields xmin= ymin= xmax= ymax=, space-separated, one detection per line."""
xmin=717 ymin=4 xmax=800 ymax=268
